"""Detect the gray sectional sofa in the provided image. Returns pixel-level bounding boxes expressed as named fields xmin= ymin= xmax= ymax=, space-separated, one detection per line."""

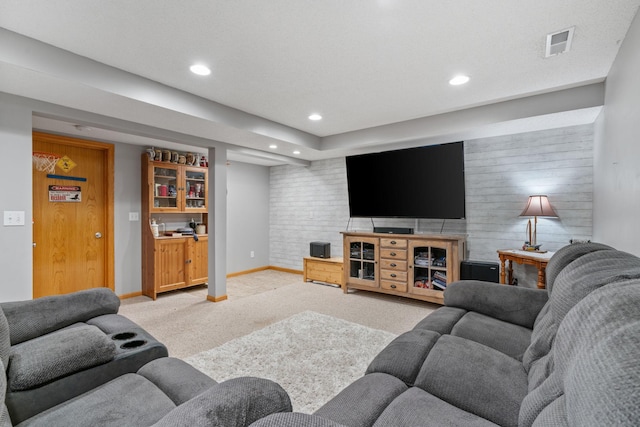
xmin=252 ymin=242 xmax=640 ymax=426
xmin=0 ymin=289 xmax=291 ymax=426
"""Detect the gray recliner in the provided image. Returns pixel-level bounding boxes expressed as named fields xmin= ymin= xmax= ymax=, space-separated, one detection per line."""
xmin=0 ymin=290 xmax=293 ymax=427
xmin=251 ymin=242 xmax=640 ymax=426
xmin=0 ymin=288 xmax=168 ymax=423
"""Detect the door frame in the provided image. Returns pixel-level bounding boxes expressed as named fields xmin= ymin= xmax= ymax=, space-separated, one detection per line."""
xmin=32 ymin=131 xmax=115 ymax=292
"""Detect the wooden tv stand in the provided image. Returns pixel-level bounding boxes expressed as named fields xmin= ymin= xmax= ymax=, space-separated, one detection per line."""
xmin=342 ymin=232 xmax=465 ymax=305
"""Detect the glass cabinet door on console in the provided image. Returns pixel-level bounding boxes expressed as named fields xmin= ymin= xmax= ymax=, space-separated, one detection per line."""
xmin=408 ymin=240 xmax=453 ymax=303
xmin=346 ymin=236 xmax=378 ymax=288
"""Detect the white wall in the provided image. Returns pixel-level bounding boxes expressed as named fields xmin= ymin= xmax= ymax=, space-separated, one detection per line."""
xmin=0 ymin=100 xmax=33 ymax=301
xmin=594 ymin=10 xmax=640 ymax=256
xmin=270 ymin=124 xmax=594 ymax=287
xmin=227 ymin=161 xmax=270 ymax=272
xmin=114 ymin=142 xmax=146 ymax=295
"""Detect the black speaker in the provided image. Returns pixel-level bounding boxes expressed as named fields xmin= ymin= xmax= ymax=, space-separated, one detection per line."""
xmin=373 ymin=227 xmax=414 ymax=234
xmin=310 ymin=242 xmax=330 ymax=258
xmin=460 ymin=260 xmax=499 ymax=283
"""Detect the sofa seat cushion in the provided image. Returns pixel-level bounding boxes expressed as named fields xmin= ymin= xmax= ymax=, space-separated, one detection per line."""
xmin=366 ymin=329 xmax=440 ymax=385
xmin=138 ymin=357 xmax=217 ymax=405
xmin=16 ymin=373 xmax=176 ymax=427
xmin=314 ymin=373 xmax=408 ymax=427
xmin=152 ymin=377 xmax=293 ymax=427
xmin=450 ymin=311 xmax=532 ymax=360
xmin=8 ymin=324 xmax=116 ymax=391
xmin=415 ymin=335 xmax=528 ymax=427
xmin=412 ymin=306 xmax=467 ymax=334
xmin=372 ymin=387 xmax=500 ymax=427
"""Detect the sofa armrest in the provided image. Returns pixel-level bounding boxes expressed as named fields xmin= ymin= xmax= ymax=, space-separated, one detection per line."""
xmin=444 ymin=280 xmax=548 ymax=329
xmin=151 ymin=377 xmax=292 ymax=427
xmin=0 ymin=288 xmax=120 ymax=345
xmin=250 ymin=413 xmax=348 ymax=427
xmin=7 ymin=324 xmax=116 ymax=391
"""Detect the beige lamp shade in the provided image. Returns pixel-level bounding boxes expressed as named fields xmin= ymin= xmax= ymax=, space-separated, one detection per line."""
xmin=520 ymin=195 xmax=558 ymax=218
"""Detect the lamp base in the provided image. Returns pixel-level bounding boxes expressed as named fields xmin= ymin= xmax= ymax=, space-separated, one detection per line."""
xmin=522 ymin=243 xmax=543 ymax=252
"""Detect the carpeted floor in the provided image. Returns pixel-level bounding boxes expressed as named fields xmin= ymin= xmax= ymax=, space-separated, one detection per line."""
xmin=185 ymin=311 xmax=397 ymax=413
xmin=119 ymin=270 xmax=438 ymax=359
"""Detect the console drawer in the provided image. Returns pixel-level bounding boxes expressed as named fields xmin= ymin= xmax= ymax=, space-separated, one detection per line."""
xmin=380 ymin=238 xmax=407 ymax=249
xmin=380 ymin=259 xmax=407 ymax=271
xmin=380 ymin=249 xmax=407 ymax=260
xmin=381 ymin=280 xmax=408 ymax=292
xmin=381 ymin=270 xmax=408 ymax=282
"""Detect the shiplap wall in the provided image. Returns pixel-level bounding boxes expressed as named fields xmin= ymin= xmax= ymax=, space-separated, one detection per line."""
xmin=269 ymin=124 xmax=593 ymax=287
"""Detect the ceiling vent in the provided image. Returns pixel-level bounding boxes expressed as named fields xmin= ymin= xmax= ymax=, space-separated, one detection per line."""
xmin=545 ymin=27 xmax=574 ymax=57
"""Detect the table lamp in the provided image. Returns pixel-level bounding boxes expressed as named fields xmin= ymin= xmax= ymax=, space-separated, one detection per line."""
xmin=520 ymin=195 xmax=558 ymax=250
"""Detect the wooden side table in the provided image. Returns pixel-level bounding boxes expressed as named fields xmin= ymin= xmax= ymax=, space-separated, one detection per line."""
xmin=303 ymin=257 xmax=343 ymax=288
xmin=497 ymin=250 xmax=554 ymax=289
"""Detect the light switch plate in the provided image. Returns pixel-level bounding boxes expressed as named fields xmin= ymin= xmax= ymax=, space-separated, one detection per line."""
xmin=4 ymin=211 xmax=26 ymax=226
xmin=129 ymin=212 xmax=139 ymax=221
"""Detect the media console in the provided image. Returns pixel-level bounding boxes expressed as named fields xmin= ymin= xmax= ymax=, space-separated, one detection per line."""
xmin=342 ymin=232 xmax=466 ymax=305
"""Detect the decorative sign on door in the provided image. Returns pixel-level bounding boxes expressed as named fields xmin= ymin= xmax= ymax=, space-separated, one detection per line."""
xmin=48 ymin=185 xmax=82 ymax=202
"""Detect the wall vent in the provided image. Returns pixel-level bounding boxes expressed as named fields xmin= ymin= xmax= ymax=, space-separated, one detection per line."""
xmin=545 ymin=27 xmax=574 ymax=57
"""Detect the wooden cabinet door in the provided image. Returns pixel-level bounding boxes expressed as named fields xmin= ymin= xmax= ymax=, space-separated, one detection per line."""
xmin=344 ymin=236 xmax=379 ymax=288
xmin=188 ymin=236 xmax=208 ymax=285
xmin=155 ymin=239 xmax=187 ymax=291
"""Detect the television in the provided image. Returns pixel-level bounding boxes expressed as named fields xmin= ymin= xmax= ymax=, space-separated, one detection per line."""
xmin=345 ymin=141 xmax=466 ymax=219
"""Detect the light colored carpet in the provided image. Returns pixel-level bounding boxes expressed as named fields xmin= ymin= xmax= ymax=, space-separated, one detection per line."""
xmin=184 ymin=310 xmax=397 ymax=413
xmin=119 ymin=270 xmax=437 ymax=359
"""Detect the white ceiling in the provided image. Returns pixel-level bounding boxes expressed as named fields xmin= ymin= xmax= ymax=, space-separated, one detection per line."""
xmin=1 ymin=1 xmax=639 ymax=164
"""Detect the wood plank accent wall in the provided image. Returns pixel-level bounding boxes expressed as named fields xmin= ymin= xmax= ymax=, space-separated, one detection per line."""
xmin=269 ymin=124 xmax=593 ymax=287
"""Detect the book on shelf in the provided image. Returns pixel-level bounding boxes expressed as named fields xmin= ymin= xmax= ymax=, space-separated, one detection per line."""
xmin=433 ymin=271 xmax=447 ymax=282
xmin=432 ymin=279 xmax=447 ymax=290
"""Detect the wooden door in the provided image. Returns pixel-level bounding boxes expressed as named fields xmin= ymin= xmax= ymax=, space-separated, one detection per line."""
xmin=32 ymin=132 xmax=114 ymax=298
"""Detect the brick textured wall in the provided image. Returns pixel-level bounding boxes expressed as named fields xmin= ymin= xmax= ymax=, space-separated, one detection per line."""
xmin=270 ymin=124 xmax=593 ymax=287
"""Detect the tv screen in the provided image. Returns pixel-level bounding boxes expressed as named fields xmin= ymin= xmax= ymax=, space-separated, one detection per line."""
xmin=345 ymin=142 xmax=466 ymax=219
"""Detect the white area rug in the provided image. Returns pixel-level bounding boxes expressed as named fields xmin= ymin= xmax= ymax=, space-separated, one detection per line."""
xmin=184 ymin=311 xmax=397 ymax=413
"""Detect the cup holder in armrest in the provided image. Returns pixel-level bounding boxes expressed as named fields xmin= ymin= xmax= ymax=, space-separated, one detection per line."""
xmin=120 ymin=340 xmax=148 ymax=349
xmin=112 ymin=332 xmax=138 ymax=341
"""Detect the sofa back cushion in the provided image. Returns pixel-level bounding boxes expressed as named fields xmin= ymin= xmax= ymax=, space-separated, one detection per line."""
xmin=0 ymin=308 xmax=10 ymax=372
xmin=0 ymin=288 xmax=120 ymax=345
xmin=543 ymin=242 xmax=612 ymax=293
xmin=523 ymin=247 xmax=640 ymax=376
xmin=519 ymin=279 xmax=640 ymax=426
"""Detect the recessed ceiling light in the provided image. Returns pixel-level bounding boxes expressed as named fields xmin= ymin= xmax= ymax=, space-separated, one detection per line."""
xmin=190 ymin=64 xmax=211 ymax=76
xmin=449 ymin=75 xmax=470 ymax=86
xmin=269 ymin=144 xmax=278 ymax=149
xmin=293 ymin=150 xmax=301 ymax=155
xmin=308 ymin=114 xmax=322 ymax=121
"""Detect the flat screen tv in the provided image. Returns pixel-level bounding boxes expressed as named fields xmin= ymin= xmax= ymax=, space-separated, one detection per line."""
xmin=345 ymin=141 xmax=466 ymax=219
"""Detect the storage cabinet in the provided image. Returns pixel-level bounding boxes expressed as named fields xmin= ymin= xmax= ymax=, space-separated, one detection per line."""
xmin=143 ymin=236 xmax=208 ymax=300
xmin=144 ymin=158 xmax=208 ymax=213
xmin=342 ymin=232 xmax=465 ymax=305
xmin=141 ymin=154 xmax=209 ymax=300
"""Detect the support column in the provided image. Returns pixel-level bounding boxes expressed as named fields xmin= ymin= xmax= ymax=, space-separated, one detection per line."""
xmin=206 ymin=145 xmax=228 ymax=302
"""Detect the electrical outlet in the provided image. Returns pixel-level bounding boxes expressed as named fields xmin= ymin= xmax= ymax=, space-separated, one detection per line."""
xmin=129 ymin=212 xmax=139 ymax=221
xmin=250 ymin=251 xmax=255 ymax=258
xmin=3 ymin=211 xmax=25 ymax=226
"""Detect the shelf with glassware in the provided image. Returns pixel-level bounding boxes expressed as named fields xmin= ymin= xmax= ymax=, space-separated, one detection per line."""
xmin=143 ymin=155 xmax=208 ymax=214
xmin=141 ymin=153 xmax=209 ymax=300
xmin=342 ymin=232 xmax=465 ymax=305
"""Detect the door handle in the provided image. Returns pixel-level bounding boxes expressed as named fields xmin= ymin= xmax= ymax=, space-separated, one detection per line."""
xmin=95 ymin=232 xmax=102 ymax=239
